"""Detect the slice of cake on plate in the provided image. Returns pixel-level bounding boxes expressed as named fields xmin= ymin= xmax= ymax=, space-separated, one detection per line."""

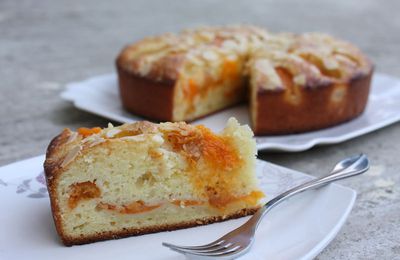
xmin=44 ymin=118 xmax=264 ymax=246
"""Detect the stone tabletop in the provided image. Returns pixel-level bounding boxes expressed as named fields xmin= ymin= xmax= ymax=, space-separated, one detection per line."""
xmin=1 ymin=0 xmax=399 ymax=258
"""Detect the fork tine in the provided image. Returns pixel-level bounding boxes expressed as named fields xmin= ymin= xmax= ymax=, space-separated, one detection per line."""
xmin=162 ymin=239 xmax=224 ymax=250
xmin=168 ymin=244 xmax=243 ymax=257
xmin=164 ymin=241 xmax=233 ymax=253
xmin=163 ymin=243 xmax=226 ymax=253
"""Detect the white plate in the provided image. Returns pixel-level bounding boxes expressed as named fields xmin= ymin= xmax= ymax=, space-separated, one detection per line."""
xmin=61 ymin=73 xmax=400 ymax=152
xmin=0 ymin=156 xmax=356 ymax=260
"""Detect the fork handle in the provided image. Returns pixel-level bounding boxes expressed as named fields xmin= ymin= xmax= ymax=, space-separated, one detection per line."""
xmin=247 ymin=154 xmax=369 ymax=230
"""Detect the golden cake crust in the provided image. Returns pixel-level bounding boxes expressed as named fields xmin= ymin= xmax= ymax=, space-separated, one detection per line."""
xmin=250 ymin=32 xmax=373 ymax=134
xmin=116 ymin=26 xmax=373 ymax=135
xmin=44 ymin=130 xmax=71 ymax=246
xmin=253 ymin=72 xmax=372 ymax=134
xmin=116 ymin=61 xmax=175 ymax=121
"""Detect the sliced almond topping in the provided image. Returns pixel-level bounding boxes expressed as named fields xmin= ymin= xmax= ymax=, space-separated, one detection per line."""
xmin=66 ymin=132 xmax=79 ymax=144
xmin=152 ymin=134 xmax=164 ymax=144
xmin=105 ymin=128 xmax=122 ymax=138
xmin=120 ymin=134 xmax=146 ymax=142
xmin=202 ymin=50 xmax=218 ymax=61
xmin=293 ymin=74 xmax=306 ymax=86
xmin=222 ymin=40 xmax=238 ymax=51
xmin=61 ymin=145 xmax=81 ymax=168
xmin=323 ymin=58 xmax=339 ymax=70
xmin=88 ymin=138 xmax=105 ymax=148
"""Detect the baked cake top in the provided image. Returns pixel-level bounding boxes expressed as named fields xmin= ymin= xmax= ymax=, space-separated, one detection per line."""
xmin=116 ymin=25 xmax=372 ymax=91
xmin=251 ymin=32 xmax=373 ymax=91
xmin=117 ymin=25 xmax=267 ymax=81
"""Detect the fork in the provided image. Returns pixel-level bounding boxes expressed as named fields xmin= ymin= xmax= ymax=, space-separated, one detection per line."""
xmin=162 ymin=154 xmax=369 ymax=259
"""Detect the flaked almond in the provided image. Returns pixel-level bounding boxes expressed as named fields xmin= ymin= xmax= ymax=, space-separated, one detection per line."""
xmin=254 ymin=59 xmax=282 ymax=90
xmin=105 ymin=128 xmax=121 ymax=138
xmin=199 ymin=31 xmax=214 ymax=41
xmin=120 ymin=134 xmax=146 ymax=142
xmin=202 ymin=50 xmax=218 ymax=61
xmin=88 ymin=138 xmax=106 ymax=148
xmin=66 ymin=132 xmax=79 ymax=144
xmin=61 ymin=145 xmax=81 ymax=168
xmin=152 ymin=134 xmax=164 ymax=144
xmin=222 ymin=40 xmax=238 ymax=51
xmin=323 ymin=58 xmax=339 ymax=70
xmin=293 ymin=74 xmax=306 ymax=85
xmin=138 ymin=60 xmax=152 ymax=76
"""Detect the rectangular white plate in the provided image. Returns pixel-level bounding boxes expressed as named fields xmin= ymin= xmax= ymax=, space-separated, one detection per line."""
xmin=0 ymin=156 xmax=356 ymax=260
xmin=61 ymin=73 xmax=400 ymax=152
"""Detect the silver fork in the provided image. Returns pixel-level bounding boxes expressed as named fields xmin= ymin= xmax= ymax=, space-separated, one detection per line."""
xmin=163 ymin=154 xmax=369 ymax=259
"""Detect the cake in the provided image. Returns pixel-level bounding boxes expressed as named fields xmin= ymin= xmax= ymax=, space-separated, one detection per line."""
xmin=44 ymin=118 xmax=264 ymax=246
xmin=116 ymin=25 xmax=373 ymax=135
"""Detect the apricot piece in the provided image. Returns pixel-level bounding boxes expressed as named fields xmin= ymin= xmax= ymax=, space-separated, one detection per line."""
xmin=77 ymin=127 xmax=102 ymax=137
xmin=68 ymin=181 xmax=101 ymax=209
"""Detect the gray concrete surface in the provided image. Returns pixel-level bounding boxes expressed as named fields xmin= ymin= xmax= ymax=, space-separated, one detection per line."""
xmin=1 ymin=0 xmax=399 ymax=258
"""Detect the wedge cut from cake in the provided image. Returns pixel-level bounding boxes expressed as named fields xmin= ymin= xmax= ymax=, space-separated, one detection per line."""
xmin=44 ymin=118 xmax=264 ymax=246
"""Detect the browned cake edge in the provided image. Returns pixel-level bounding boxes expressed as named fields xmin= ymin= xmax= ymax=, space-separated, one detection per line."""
xmin=61 ymin=207 xmax=258 ymax=246
xmin=43 ymin=131 xmax=260 ymax=246
xmin=44 ymin=130 xmax=72 ymax=246
xmin=116 ymin=59 xmax=248 ymax=123
xmin=253 ymin=70 xmax=373 ymax=135
xmin=116 ymin=59 xmax=175 ymax=122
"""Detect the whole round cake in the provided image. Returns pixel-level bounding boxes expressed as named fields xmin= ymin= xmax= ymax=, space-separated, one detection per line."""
xmin=116 ymin=25 xmax=373 ymax=135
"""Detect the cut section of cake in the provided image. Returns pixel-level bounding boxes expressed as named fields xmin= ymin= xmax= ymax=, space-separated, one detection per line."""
xmin=116 ymin=26 xmax=267 ymax=122
xmin=44 ymin=118 xmax=264 ymax=246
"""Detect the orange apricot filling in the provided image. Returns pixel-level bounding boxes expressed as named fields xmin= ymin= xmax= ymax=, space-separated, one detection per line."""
xmin=163 ymin=127 xmax=202 ymax=163
xmin=171 ymin=191 xmax=264 ymax=209
xmin=121 ymin=201 xmax=161 ymax=214
xmin=205 ymin=188 xmax=264 ymax=209
xmin=197 ymin=125 xmax=240 ymax=170
xmin=95 ymin=191 xmax=263 ymax=214
xmin=163 ymin=124 xmax=240 ymax=168
xmin=77 ymin=127 xmax=102 ymax=137
xmin=163 ymin=124 xmax=247 ymax=208
xmin=182 ymin=59 xmax=242 ymax=115
xmin=97 ymin=201 xmax=161 ymax=214
xmin=183 ymin=79 xmax=198 ymax=103
xmin=68 ymin=181 xmax=101 ymax=209
xmin=221 ymin=59 xmax=240 ymax=82
xmin=68 ymin=181 xmax=262 ymax=214
xmin=171 ymin=200 xmax=205 ymax=207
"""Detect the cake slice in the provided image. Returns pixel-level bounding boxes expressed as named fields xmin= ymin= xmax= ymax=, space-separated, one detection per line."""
xmin=44 ymin=118 xmax=264 ymax=246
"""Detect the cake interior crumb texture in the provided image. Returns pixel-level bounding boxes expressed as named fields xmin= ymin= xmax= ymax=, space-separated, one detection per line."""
xmin=44 ymin=118 xmax=263 ymax=245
